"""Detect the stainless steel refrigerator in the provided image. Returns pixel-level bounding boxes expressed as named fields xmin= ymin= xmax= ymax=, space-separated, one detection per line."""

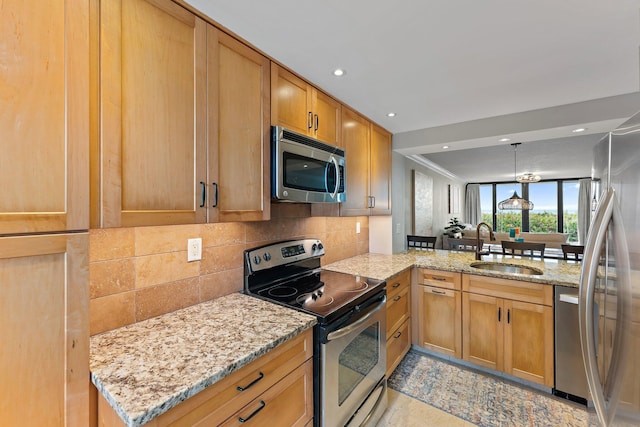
xmin=579 ymin=112 xmax=640 ymax=426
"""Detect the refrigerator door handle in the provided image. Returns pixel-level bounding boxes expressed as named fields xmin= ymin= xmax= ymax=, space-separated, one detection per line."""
xmin=579 ymin=187 xmax=631 ymax=427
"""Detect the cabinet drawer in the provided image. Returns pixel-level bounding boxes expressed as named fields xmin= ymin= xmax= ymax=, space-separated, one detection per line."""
xmin=150 ymin=329 xmax=313 ymax=426
xmin=218 ymin=359 xmax=313 ymax=427
xmin=387 ymin=284 xmax=410 ymax=336
xmin=462 ymin=274 xmax=552 ymax=306
xmin=386 ymin=318 xmax=411 ymax=377
xmin=387 ymin=268 xmax=411 ymax=300
xmin=418 ymin=269 xmax=461 ymax=290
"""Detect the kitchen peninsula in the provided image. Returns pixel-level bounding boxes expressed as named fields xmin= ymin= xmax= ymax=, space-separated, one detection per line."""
xmin=90 ymin=249 xmax=581 ymax=426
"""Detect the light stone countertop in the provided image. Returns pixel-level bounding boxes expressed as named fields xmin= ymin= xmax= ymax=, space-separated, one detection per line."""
xmin=323 ymin=249 xmax=582 ymax=287
xmin=90 ymin=293 xmax=317 ymax=427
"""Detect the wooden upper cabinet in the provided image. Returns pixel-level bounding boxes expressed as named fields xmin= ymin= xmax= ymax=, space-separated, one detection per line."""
xmin=341 ymin=107 xmax=371 ymax=216
xmin=370 ymin=124 xmax=392 ymax=215
xmin=207 ymin=27 xmax=270 ymax=222
xmin=271 ymin=63 xmax=341 ymax=147
xmin=0 ymin=0 xmax=89 ymax=234
xmin=94 ymin=0 xmax=207 ymax=227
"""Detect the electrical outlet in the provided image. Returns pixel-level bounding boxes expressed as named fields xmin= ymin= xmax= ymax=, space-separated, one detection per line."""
xmin=356 ymin=222 xmax=361 ymax=234
xmin=187 ymin=238 xmax=202 ymax=262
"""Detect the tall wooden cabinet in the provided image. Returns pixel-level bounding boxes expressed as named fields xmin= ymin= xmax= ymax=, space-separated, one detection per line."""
xmin=1 ymin=0 xmax=90 ymax=425
xmin=93 ymin=0 xmax=207 ymax=227
xmin=207 ymin=27 xmax=271 ymax=222
xmin=341 ymin=108 xmax=392 ymax=216
xmin=271 ymin=64 xmax=342 ymax=147
xmin=462 ymin=274 xmax=554 ymax=387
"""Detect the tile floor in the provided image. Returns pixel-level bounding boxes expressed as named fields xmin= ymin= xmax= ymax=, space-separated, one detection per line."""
xmin=376 ymin=389 xmax=476 ymax=427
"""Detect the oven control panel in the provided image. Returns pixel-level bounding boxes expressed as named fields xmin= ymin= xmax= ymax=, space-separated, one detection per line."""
xmin=245 ymin=239 xmax=325 ymax=272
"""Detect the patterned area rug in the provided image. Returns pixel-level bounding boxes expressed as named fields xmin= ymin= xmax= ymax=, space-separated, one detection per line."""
xmin=388 ymin=350 xmax=599 ymax=427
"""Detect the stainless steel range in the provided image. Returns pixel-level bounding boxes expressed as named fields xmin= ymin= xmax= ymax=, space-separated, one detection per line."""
xmin=244 ymin=239 xmax=387 ymax=427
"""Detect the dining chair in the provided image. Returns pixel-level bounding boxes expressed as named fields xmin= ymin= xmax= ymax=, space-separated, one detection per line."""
xmin=407 ymin=235 xmax=437 ymax=250
xmin=561 ymin=244 xmax=584 ymax=261
xmin=449 ymin=237 xmax=483 ymax=252
xmin=501 ymin=240 xmax=546 ymax=258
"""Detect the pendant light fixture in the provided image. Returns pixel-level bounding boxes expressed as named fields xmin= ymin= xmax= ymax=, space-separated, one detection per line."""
xmin=498 ymin=143 xmax=534 ymax=210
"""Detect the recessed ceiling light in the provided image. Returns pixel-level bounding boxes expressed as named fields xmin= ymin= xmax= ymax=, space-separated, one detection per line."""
xmin=333 ymin=68 xmax=345 ymax=77
xmin=387 ymin=112 xmax=396 ymax=117
xmin=442 ymin=145 xmax=449 ymax=149
xmin=572 ymin=127 xmax=587 ymax=133
xmin=499 ymin=138 xmax=511 ymax=142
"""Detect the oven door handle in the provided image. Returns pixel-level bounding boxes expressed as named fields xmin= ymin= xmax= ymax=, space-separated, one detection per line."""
xmin=326 ymin=296 xmax=386 ymax=342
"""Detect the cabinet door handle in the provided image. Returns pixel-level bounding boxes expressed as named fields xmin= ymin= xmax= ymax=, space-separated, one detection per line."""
xmin=393 ymin=331 xmax=402 ymax=339
xmin=238 ymin=400 xmax=266 ymax=423
xmin=314 ymin=113 xmax=319 ymax=131
xmin=211 ymin=182 xmax=219 ymax=208
xmin=236 ymin=371 xmax=264 ymax=391
xmin=199 ymin=181 xmax=206 ymax=208
xmin=431 ymin=289 xmax=446 ymax=295
xmin=308 ymin=111 xmax=313 ymax=129
xmin=498 ymin=307 xmax=501 ymax=322
xmin=392 ymin=282 xmax=401 ymax=288
xmin=507 ymin=309 xmax=511 ymax=324
xmin=393 ymin=295 xmax=402 ymax=302
xmin=371 ymin=196 xmax=376 ymax=208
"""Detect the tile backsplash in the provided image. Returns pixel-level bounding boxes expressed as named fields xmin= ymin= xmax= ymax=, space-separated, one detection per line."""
xmin=89 ymin=204 xmax=369 ymax=335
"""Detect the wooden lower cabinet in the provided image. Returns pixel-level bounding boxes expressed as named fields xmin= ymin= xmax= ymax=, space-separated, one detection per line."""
xmin=462 ymin=274 xmax=554 ymax=387
xmin=386 ymin=269 xmax=412 ymax=376
xmin=95 ymin=329 xmax=313 ymax=426
xmin=414 ymin=269 xmax=462 ymax=359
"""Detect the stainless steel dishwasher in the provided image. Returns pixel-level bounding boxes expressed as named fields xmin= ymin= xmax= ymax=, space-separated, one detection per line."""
xmin=553 ymin=285 xmax=595 ymax=405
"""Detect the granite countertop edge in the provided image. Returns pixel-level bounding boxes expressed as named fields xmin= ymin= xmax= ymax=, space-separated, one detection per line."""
xmin=90 ymin=293 xmax=317 ymax=427
xmin=322 ymin=250 xmax=581 ymax=288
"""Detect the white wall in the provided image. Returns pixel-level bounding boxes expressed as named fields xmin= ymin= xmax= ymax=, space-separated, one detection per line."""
xmin=391 ymin=153 xmax=466 ymax=252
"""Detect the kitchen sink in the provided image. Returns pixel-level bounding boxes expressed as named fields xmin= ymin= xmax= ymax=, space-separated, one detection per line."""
xmin=469 ymin=262 xmax=543 ymax=275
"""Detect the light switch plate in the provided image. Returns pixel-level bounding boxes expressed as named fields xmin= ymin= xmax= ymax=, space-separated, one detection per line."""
xmin=356 ymin=222 xmax=361 ymax=234
xmin=187 ymin=238 xmax=202 ymax=262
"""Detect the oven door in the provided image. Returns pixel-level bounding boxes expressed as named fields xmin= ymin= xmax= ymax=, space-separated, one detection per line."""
xmin=320 ymin=291 xmax=387 ymax=427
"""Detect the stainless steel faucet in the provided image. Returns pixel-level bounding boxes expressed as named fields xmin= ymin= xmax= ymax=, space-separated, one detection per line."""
xmin=475 ymin=222 xmax=496 ymax=260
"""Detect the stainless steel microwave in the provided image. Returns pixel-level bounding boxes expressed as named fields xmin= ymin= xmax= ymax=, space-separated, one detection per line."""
xmin=272 ymin=126 xmax=346 ymax=203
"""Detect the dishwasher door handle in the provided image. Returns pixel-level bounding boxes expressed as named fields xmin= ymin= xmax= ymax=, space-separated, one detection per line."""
xmin=559 ymin=293 xmax=579 ymax=305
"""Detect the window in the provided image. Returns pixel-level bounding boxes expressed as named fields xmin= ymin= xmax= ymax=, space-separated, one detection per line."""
xmin=529 ymin=182 xmax=557 ymax=233
xmin=562 ymin=181 xmax=579 ymax=242
xmin=471 ymin=178 xmax=585 ymax=240
xmin=495 ymin=183 xmax=522 ymax=233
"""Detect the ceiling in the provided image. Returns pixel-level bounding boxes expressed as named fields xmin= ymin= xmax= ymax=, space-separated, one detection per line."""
xmin=186 ymin=0 xmax=640 ymax=181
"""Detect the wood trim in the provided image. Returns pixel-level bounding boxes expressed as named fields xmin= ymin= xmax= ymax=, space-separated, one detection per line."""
xmin=0 ymin=234 xmax=68 ymax=259
xmin=462 ymin=273 xmax=552 ymax=306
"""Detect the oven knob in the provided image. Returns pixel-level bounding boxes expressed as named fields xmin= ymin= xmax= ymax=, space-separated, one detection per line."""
xmin=263 ymin=252 xmax=271 ymax=262
xmin=312 ymin=243 xmax=317 ymax=251
xmin=311 ymin=293 xmax=318 ymax=300
xmin=318 ymin=243 xmax=324 ymax=250
xmin=317 ymin=290 xmax=323 ymax=297
xmin=253 ymin=255 xmax=261 ymax=265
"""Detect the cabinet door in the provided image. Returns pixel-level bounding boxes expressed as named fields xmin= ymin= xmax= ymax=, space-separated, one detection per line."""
xmin=0 ymin=0 xmax=88 ymax=234
xmin=503 ymin=300 xmax=553 ymax=387
xmin=208 ymin=28 xmax=270 ymax=222
xmin=341 ymin=107 xmax=371 ymax=216
xmin=462 ymin=292 xmax=503 ymax=371
xmin=271 ymin=64 xmax=313 ymax=135
xmin=369 ymin=124 xmax=392 ymax=215
xmin=0 ymin=233 xmax=88 ymax=426
xmin=419 ymin=286 xmax=461 ymax=358
xmin=313 ymin=90 xmax=341 ymax=147
xmin=98 ymin=0 xmax=207 ymax=227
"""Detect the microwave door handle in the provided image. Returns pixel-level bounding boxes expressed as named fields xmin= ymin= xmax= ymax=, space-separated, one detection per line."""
xmin=328 ymin=156 xmax=340 ymax=201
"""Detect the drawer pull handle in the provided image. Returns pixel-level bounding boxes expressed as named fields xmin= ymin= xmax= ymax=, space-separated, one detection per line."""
xmin=498 ymin=307 xmax=501 ymax=322
xmin=236 ymin=372 xmax=264 ymax=391
xmin=507 ymin=309 xmax=511 ymax=324
xmin=392 ymin=282 xmax=401 ymax=288
xmin=199 ymin=181 xmax=206 ymax=208
xmin=430 ymin=277 xmax=447 ymax=281
xmin=431 ymin=289 xmax=446 ymax=295
xmin=393 ymin=295 xmax=402 ymax=302
xmin=393 ymin=331 xmax=402 ymax=339
xmin=238 ymin=400 xmax=266 ymax=423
